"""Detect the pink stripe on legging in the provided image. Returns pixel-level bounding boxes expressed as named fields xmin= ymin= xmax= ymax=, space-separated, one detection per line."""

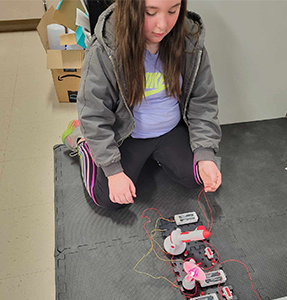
xmin=84 ymin=143 xmax=100 ymax=206
xmin=196 ymin=164 xmax=203 ymax=184
xmin=78 ymin=145 xmax=87 ymax=187
xmin=193 ymin=156 xmax=202 ymax=185
xmin=80 ymin=145 xmax=91 ymax=194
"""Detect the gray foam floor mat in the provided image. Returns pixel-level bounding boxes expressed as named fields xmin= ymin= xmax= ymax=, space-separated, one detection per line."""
xmin=54 ymin=118 xmax=287 ymax=300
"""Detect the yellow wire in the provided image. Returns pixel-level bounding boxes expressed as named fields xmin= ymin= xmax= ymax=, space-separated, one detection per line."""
xmin=133 ymin=217 xmax=185 ymax=290
xmin=151 ymin=218 xmax=184 ymax=263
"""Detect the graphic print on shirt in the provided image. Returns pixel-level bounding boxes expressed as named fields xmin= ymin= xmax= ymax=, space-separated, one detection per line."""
xmin=131 ymin=50 xmax=181 ymax=139
xmin=144 ymin=72 xmax=166 ymax=98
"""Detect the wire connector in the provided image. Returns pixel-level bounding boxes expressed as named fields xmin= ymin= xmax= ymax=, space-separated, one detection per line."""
xmin=204 ymin=247 xmax=214 ymax=260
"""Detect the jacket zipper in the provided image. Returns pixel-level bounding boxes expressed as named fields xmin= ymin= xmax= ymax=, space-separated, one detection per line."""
xmin=183 ymin=50 xmax=202 ymax=125
xmin=109 ymin=55 xmax=135 ymax=146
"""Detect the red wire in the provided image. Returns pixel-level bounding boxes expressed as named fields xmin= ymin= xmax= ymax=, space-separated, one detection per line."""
xmin=141 ymin=207 xmax=198 ymax=299
xmin=197 ymin=188 xmax=210 ymax=230
xmin=203 ymin=188 xmax=214 ymax=232
xmin=141 ymin=207 xmax=169 ymax=247
xmin=141 ymin=207 xmax=176 ymax=264
xmin=141 ymin=192 xmax=261 ymax=300
xmin=215 ymin=259 xmax=262 ymax=300
xmin=197 ymin=187 xmax=214 ymax=232
xmin=170 ymin=255 xmax=181 ymax=287
xmin=141 ymin=207 xmax=174 ymax=222
xmin=202 ymin=240 xmax=220 ymax=272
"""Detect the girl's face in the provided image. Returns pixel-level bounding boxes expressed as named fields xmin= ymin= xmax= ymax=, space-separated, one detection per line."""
xmin=144 ymin=0 xmax=181 ymax=52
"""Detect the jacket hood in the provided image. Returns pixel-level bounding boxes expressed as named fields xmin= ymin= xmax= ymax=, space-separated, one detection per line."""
xmin=94 ymin=3 xmax=116 ymax=55
xmin=93 ymin=3 xmax=206 ymax=55
xmin=186 ymin=11 xmax=206 ymax=49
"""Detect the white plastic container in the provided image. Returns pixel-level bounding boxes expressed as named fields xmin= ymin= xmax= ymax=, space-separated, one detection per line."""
xmin=47 ymin=24 xmax=66 ymax=50
xmin=66 ymin=29 xmax=84 ymax=50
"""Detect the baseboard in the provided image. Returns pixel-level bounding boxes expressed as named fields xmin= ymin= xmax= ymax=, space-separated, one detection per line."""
xmin=0 ymin=19 xmax=41 ymax=32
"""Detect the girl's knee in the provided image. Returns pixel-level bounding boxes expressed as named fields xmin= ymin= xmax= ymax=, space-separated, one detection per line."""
xmin=173 ymin=167 xmax=201 ymax=188
xmin=94 ymin=192 xmax=126 ymax=210
xmin=180 ymin=176 xmax=201 ymax=189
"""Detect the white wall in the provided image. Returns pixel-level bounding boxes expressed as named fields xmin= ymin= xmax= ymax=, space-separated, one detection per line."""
xmin=187 ymin=1 xmax=287 ymax=124
xmin=0 ymin=0 xmax=60 ymax=20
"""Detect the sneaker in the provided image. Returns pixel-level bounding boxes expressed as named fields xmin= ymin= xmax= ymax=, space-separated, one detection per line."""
xmin=62 ymin=120 xmax=83 ymax=151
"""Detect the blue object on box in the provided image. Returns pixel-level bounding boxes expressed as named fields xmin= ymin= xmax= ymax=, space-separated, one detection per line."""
xmin=56 ymin=0 xmax=64 ymax=10
xmin=75 ymin=26 xmax=86 ymax=49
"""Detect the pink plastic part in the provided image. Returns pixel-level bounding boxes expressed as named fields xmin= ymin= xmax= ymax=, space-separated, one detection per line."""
xmin=203 ymin=230 xmax=211 ymax=239
xmin=204 ymin=247 xmax=214 ymax=259
xmin=222 ymin=286 xmax=233 ymax=299
xmin=183 ymin=260 xmax=206 ymax=281
xmin=196 ymin=225 xmax=206 ymax=231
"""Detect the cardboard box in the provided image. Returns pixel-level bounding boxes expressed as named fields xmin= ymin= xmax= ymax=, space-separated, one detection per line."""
xmin=37 ymin=6 xmax=85 ymax=103
xmin=54 ymin=0 xmax=86 ymax=32
xmin=47 ymin=49 xmax=84 ymax=102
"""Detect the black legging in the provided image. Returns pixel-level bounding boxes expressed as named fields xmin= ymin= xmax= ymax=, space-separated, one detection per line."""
xmin=77 ymin=122 xmax=202 ymax=210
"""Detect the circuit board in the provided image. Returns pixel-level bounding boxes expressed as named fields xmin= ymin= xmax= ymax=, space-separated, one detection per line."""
xmin=159 ymin=212 xmax=238 ymax=300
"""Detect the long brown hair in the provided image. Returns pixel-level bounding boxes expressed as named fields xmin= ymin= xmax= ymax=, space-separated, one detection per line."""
xmin=115 ymin=0 xmax=188 ymax=107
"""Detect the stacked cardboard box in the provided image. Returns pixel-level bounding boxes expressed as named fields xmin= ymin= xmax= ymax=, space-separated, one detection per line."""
xmin=37 ymin=1 xmax=87 ymax=103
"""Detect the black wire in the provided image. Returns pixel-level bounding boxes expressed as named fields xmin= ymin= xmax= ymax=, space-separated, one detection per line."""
xmin=43 ymin=0 xmax=47 ymax=12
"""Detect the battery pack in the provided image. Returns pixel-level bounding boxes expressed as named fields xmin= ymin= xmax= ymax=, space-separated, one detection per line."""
xmin=192 ymin=294 xmax=220 ymax=300
xmin=174 ymin=212 xmax=199 ymax=225
xmin=200 ymin=269 xmax=227 ymax=287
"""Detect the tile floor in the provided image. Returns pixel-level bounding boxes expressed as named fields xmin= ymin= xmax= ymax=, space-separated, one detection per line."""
xmin=0 ymin=31 xmax=78 ymax=299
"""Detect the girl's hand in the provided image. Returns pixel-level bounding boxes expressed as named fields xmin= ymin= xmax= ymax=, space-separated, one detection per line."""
xmin=198 ymin=161 xmax=222 ymax=192
xmin=108 ymin=172 xmax=137 ymax=204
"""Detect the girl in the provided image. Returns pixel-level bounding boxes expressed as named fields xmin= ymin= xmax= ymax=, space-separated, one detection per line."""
xmin=62 ymin=0 xmax=222 ymax=210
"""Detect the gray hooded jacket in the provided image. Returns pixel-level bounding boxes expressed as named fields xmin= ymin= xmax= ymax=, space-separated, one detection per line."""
xmin=77 ymin=4 xmax=222 ymax=177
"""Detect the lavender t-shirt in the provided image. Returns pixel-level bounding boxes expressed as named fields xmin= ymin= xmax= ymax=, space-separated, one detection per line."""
xmin=131 ymin=50 xmax=182 ymax=139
